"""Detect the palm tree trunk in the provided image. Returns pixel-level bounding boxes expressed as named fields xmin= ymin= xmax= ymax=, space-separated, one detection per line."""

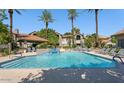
xmin=95 ymin=9 xmax=99 ymax=47
xmin=72 ymin=18 xmax=74 ymax=46
xmin=46 ymin=22 xmax=48 ymax=39
xmin=9 ymin=9 xmax=13 ymax=35
xmin=8 ymin=9 xmax=13 ymax=55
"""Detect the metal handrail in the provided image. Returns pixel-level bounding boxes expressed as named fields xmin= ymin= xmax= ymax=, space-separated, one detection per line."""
xmin=113 ymin=55 xmax=124 ymax=64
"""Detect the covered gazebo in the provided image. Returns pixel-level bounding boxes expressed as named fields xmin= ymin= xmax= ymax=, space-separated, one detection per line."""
xmin=20 ymin=35 xmax=48 ymax=42
xmin=18 ymin=35 xmax=48 ymax=48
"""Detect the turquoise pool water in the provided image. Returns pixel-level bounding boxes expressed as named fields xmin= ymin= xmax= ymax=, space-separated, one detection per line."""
xmin=0 ymin=52 xmax=116 ymax=69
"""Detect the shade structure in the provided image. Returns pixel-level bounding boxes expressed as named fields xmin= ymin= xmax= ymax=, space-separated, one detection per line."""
xmin=19 ymin=35 xmax=48 ymax=43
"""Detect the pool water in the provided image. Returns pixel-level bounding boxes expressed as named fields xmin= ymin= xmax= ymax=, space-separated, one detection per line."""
xmin=0 ymin=52 xmax=116 ymax=69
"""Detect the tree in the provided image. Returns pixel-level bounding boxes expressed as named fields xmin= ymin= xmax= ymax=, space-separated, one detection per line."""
xmin=72 ymin=27 xmax=80 ymax=34
xmin=87 ymin=9 xmax=100 ymax=48
xmin=8 ymin=9 xmax=21 ymax=38
xmin=0 ymin=22 xmax=11 ymax=44
xmin=39 ymin=10 xmax=54 ymax=39
xmin=8 ymin=9 xmax=21 ymax=53
xmin=64 ymin=32 xmax=72 ymax=35
xmin=111 ymin=36 xmax=117 ymax=43
xmin=68 ymin=9 xmax=78 ymax=46
xmin=0 ymin=9 xmax=7 ymax=22
xmin=36 ymin=28 xmax=59 ymax=46
xmin=84 ymin=33 xmax=96 ymax=48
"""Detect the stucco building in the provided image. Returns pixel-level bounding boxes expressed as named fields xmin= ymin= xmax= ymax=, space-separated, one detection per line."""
xmin=113 ymin=29 xmax=124 ymax=48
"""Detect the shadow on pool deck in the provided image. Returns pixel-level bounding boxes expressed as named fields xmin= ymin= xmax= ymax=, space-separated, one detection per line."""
xmin=20 ymin=64 xmax=124 ymax=83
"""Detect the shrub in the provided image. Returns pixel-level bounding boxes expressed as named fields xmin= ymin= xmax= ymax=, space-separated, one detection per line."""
xmin=37 ymin=43 xmax=54 ymax=49
xmin=1 ymin=48 xmax=9 ymax=56
xmin=63 ymin=46 xmax=72 ymax=49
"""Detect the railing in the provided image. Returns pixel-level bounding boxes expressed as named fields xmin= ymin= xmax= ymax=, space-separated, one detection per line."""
xmin=113 ymin=55 xmax=124 ymax=64
xmin=49 ymin=48 xmax=60 ymax=54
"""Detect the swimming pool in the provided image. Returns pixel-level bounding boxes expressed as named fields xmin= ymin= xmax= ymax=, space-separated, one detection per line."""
xmin=0 ymin=52 xmax=116 ymax=69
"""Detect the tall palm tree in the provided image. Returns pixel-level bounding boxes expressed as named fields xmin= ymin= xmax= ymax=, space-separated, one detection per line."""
xmin=68 ymin=9 xmax=78 ymax=46
xmin=8 ymin=9 xmax=21 ymax=37
xmin=88 ymin=9 xmax=100 ymax=47
xmin=8 ymin=9 xmax=21 ymax=53
xmin=39 ymin=10 xmax=54 ymax=39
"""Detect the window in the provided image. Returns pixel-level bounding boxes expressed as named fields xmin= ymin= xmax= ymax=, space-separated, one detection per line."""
xmin=118 ymin=39 xmax=124 ymax=48
xmin=76 ymin=35 xmax=81 ymax=40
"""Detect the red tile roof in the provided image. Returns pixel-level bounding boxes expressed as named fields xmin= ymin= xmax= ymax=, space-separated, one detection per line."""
xmin=19 ymin=35 xmax=48 ymax=42
xmin=113 ymin=29 xmax=124 ymax=36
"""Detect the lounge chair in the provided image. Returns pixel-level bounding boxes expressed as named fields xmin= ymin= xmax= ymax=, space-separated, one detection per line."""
xmin=99 ymin=48 xmax=111 ymax=54
xmin=108 ymin=48 xmax=117 ymax=55
xmin=27 ymin=47 xmax=32 ymax=52
xmin=115 ymin=49 xmax=124 ymax=57
xmin=112 ymin=49 xmax=124 ymax=64
xmin=32 ymin=47 xmax=36 ymax=52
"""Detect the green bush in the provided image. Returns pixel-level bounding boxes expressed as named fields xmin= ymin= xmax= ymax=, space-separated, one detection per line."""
xmin=115 ymin=48 xmax=120 ymax=53
xmin=84 ymin=38 xmax=92 ymax=48
xmin=36 ymin=28 xmax=59 ymax=45
xmin=63 ymin=46 xmax=72 ymax=49
xmin=37 ymin=43 xmax=54 ymax=49
xmin=1 ymin=48 xmax=9 ymax=56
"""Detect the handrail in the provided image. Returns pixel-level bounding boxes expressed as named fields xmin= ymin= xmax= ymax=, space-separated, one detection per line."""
xmin=113 ymin=55 xmax=124 ymax=64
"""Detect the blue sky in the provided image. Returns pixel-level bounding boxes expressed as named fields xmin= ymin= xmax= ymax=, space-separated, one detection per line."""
xmin=3 ymin=9 xmax=124 ymax=36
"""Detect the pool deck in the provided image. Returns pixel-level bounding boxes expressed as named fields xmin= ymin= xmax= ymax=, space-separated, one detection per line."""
xmin=84 ymin=51 xmax=124 ymax=63
xmin=0 ymin=50 xmax=124 ymax=83
xmin=0 ymin=49 xmax=49 ymax=64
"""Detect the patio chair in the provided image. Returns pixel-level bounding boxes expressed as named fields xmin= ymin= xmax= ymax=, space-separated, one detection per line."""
xmin=108 ymin=48 xmax=117 ymax=55
xmin=112 ymin=49 xmax=124 ymax=64
xmin=99 ymin=47 xmax=110 ymax=54
xmin=104 ymin=48 xmax=112 ymax=54
xmin=116 ymin=49 xmax=124 ymax=57
xmin=32 ymin=47 xmax=36 ymax=52
xmin=27 ymin=47 xmax=32 ymax=52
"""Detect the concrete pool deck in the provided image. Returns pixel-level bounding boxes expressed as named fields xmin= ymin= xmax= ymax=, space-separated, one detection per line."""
xmin=0 ymin=69 xmax=42 ymax=83
xmin=0 ymin=50 xmax=124 ymax=83
xmin=0 ymin=49 xmax=49 ymax=64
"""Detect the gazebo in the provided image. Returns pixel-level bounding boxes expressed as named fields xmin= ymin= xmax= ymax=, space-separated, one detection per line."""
xmin=20 ymin=35 xmax=48 ymax=42
xmin=18 ymin=35 xmax=48 ymax=48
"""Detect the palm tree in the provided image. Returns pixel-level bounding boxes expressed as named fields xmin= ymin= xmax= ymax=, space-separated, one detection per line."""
xmin=8 ymin=9 xmax=21 ymax=37
xmin=8 ymin=9 xmax=21 ymax=53
xmin=68 ymin=9 xmax=78 ymax=46
xmin=39 ymin=10 xmax=54 ymax=39
xmin=88 ymin=9 xmax=100 ymax=47
xmin=0 ymin=9 xmax=7 ymax=22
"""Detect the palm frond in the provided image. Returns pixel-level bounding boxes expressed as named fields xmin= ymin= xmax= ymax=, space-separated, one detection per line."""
xmin=15 ymin=9 xmax=22 ymax=15
xmin=39 ymin=9 xmax=54 ymax=23
xmin=68 ymin=9 xmax=78 ymax=20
